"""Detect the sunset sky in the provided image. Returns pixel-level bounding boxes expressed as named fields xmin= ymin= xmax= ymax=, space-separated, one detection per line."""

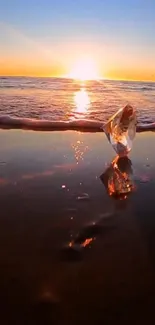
xmin=1 ymin=0 xmax=155 ymax=81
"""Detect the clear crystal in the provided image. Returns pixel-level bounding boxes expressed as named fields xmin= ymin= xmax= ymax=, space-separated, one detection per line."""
xmin=103 ymin=105 xmax=136 ymax=156
xmin=100 ymin=157 xmax=134 ymax=199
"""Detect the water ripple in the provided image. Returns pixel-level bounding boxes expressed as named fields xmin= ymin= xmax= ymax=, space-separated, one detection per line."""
xmin=0 ymin=77 xmax=155 ymax=125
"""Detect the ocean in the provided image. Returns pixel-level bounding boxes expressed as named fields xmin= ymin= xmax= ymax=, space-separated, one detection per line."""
xmin=0 ymin=76 xmax=155 ymax=129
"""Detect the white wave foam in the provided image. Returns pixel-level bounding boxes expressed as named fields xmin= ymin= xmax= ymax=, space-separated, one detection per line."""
xmin=0 ymin=115 xmax=154 ymax=132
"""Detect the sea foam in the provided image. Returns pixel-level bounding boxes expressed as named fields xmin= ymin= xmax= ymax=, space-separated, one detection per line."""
xmin=0 ymin=115 xmax=154 ymax=132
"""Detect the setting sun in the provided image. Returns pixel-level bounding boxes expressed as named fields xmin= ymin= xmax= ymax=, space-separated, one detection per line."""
xmin=68 ymin=58 xmax=99 ymax=80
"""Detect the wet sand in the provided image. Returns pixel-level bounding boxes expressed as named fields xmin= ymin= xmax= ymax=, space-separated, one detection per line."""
xmin=0 ymin=130 xmax=155 ymax=324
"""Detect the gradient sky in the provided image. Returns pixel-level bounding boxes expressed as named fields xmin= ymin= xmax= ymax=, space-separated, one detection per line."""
xmin=1 ymin=0 xmax=155 ymax=80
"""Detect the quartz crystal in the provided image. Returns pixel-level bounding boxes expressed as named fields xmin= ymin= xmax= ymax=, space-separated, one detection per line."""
xmin=103 ymin=105 xmax=136 ymax=156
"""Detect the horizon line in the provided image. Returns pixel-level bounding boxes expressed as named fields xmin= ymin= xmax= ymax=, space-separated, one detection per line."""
xmin=0 ymin=75 xmax=155 ymax=83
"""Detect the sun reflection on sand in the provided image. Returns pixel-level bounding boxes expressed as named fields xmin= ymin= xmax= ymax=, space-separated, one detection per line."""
xmin=71 ymin=136 xmax=89 ymax=164
xmin=74 ymin=88 xmax=90 ymax=115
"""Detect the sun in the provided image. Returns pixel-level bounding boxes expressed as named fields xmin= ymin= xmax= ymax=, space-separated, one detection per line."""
xmin=68 ymin=58 xmax=99 ymax=80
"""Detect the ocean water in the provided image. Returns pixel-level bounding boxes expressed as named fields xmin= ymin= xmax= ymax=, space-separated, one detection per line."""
xmin=0 ymin=76 xmax=155 ymax=130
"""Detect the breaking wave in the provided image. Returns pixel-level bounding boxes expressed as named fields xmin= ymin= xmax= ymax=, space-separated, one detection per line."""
xmin=0 ymin=115 xmax=154 ymax=132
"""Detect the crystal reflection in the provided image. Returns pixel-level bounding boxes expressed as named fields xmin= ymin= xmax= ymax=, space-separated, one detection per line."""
xmin=74 ymin=88 xmax=90 ymax=116
xmin=100 ymin=156 xmax=134 ymax=200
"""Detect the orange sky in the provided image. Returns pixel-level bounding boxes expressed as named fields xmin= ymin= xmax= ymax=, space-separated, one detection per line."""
xmin=1 ymin=54 xmax=155 ymax=82
xmin=1 ymin=59 xmax=154 ymax=82
xmin=1 ymin=22 xmax=155 ymax=82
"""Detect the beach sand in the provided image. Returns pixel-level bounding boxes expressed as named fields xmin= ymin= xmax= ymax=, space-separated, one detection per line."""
xmin=0 ymin=129 xmax=155 ymax=324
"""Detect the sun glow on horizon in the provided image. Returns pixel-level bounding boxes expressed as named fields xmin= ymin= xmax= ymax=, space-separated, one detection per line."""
xmin=68 ymin=58 xmax=100 ymax=80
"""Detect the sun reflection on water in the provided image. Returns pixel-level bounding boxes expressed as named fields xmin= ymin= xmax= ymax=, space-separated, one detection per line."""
xmin=74 ymin=88 xmax=90 ymax=115
xmin=71 ymin=87 xmax=90 ymax=163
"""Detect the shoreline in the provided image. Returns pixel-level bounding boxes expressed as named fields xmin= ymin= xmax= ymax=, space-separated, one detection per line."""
xmin=0 ymin=115 xmax=154 ymax=132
